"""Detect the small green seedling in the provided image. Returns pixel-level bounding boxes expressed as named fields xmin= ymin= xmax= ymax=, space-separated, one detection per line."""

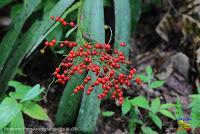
xmin=0 ymin=81 xmax=49 ymax=134
xmin=122 ymin=96 xmax=175 ymax=133
xmin=137 ymin=66 xmax=165 ymax=90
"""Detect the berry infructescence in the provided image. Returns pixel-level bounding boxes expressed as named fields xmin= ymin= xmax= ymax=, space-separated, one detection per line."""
xmin=43 ymin=16 xmax=142 ymax=105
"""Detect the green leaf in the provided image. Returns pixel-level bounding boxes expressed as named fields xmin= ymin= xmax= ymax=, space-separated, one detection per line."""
xmin=55 ymin=73 xmax=86 ymax=125
xmin=149 ymin=112 xmax=162 ymax=129
xmin=46 ymin=25 xmax=63 ymax=43
xmin=8 ymin=81 xmax=31 ymax=100
xmin=146 ymin=66 xmax=153 ymax=77
xmin=189 ymin=95 xmax=200 ymax=128
xmin=175 ymin=97 xmax=184 ymax=118
xmin=122 ymin=98 xmax=132 ymax=115
xmin=136 ymin=74 xmax=149 ymax=83
xmin=151 ymin=98 xmax=160 ymax=114
xmin=128 ymin=107 xmax=142 ymax=134
xmin=160 ymin=103 xmax=175 ymax=109
xmin=159 ymin=109 xmax=175 ymax=120
xmin=9 ymin=112 xmax=24 ymax=134
xmin=22 ymin=101 xmax=49 ymax=121
xmin=150 ymin=81 xmax=165 ymax=89
xmin=76 ymin=72 xmax=102 ymax=133
xmin=76 ymin=0 xmax=105 ymax=133
xmin=43 ymin=0 xmax=56 ymax=14
xmin=142 ymin=126 xmax=158 ymax=134
xmin=102 ymin=111 xmax=115 ymax=117
xmin=10 ymin=4 xmax=22 ymax=19
xmin=55 ymin=2 xmax=85 ymax=126
xmin=130 ymin=0 xmax=142 ymax=32
xmin=0 ymin=0 xmax=41 ymax=76
xmin=0 ymin=0 xmax=75 ymax=93
xmin=8 ymin=80 xmax=31 ymax=91
xmin=0 ymin=97 xmax=22 ymax=130
xmin=20 ymin=84 xmax=44 ymax=102
xmin=114 ymin=0 xmax=131 ymax=58
xmin=131 ymin=96 xmax=149 ymax=110
xmin=0 ymin=0 xmax=12 ymax=9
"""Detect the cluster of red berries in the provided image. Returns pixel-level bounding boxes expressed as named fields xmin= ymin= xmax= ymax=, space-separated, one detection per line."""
xmin=43 ymin=39 xmax=77 ymax=48
xmin=50 ymin=16 xmax=75 ymax=27
xmin=44 ymin=16 xmax=142 ymax=105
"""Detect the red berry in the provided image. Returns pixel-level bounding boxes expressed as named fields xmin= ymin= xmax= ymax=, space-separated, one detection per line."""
xmin=62 ymin=21 xmax=67 ymax=26
xmin=52 ymin=39 xmax=56 ymax=44
xmin=120 ymin=42 xmax=126 ymax=46
xmin=50 ymin=16 xmax=54 ymax=20
xmin=135 ymin=77 xmax=142 ymax=84
xmin=59 ymin=18 xmax=64 ymax=22
xmin=73 ymin=89 xmax=78 ymax=94
xmin=49 ymin=42 xmax=54 ymax=46
xmin=69 ymin=22 xmax=75 ymax=27
xmin=186 ymin=127 xmax=192 ymax=133
xmin=56 ymin=17 xmax=60 ymax=21
xmin=44 ymin=41 xmax=49 ymax=46
xmin=130 ymin=68 xmax=136 ymax=74
xmin=60 ymin=43 xmax=64 ymax=47
xmin=63 ymin=40 xmax=69 ymax=45
xmin=86 ymin=90 xmax=91 ymax=95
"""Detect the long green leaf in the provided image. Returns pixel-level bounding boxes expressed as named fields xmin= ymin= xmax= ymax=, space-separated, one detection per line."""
xmin=114 ymin=0 xmax=131 ymax=58
xmin=55 ymin=73 xmax=85 ymax=125
xmin=76 ymin=0 xmax=105 ymax=132
xmin=0 ymin=0 xmax=75 ymax=92
xmin=0 ymin=97 xmax=22 ymax=130
xmin=0 ymin=0 xmax=12 ymax=9
xmin=130 ymin=0 xmax=142 ymax=32
xmin=0 ymin=0 xmax=41 ymax=74
xmin=55 ymin=2 xmax=85 ymax=126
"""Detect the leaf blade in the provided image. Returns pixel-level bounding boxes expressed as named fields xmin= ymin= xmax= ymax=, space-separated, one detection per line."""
xmin=159 ymin=109 xmax=175 ymax=120
xmin=0 ymin=0 xmax=41 ymax=75
xmin=131 ymin=96 xmax=149 ymax=110
xmin=149 ymin=112 xmax=162 ymax=129
xmin=9 ymin=112 xmax=24 ymax=134
xmin=22 ymin=101 xmax=49 ymax=121
xmin=20 ymin=84 xmax=44 ymax=102
xmin=0 ymin=0 xmax=75 ymax=92
xmin=150 ymin=81 xmax=165 ymax=89
xmin=76 ymin=0 xmax=105 ymax=132
xmin=122 ymin=98 xmax=131 ymax=115
xmin=151 ymin=98 xmax=160 ymax=114
xmin=0 ymin=97 xmax=22 ymax=129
